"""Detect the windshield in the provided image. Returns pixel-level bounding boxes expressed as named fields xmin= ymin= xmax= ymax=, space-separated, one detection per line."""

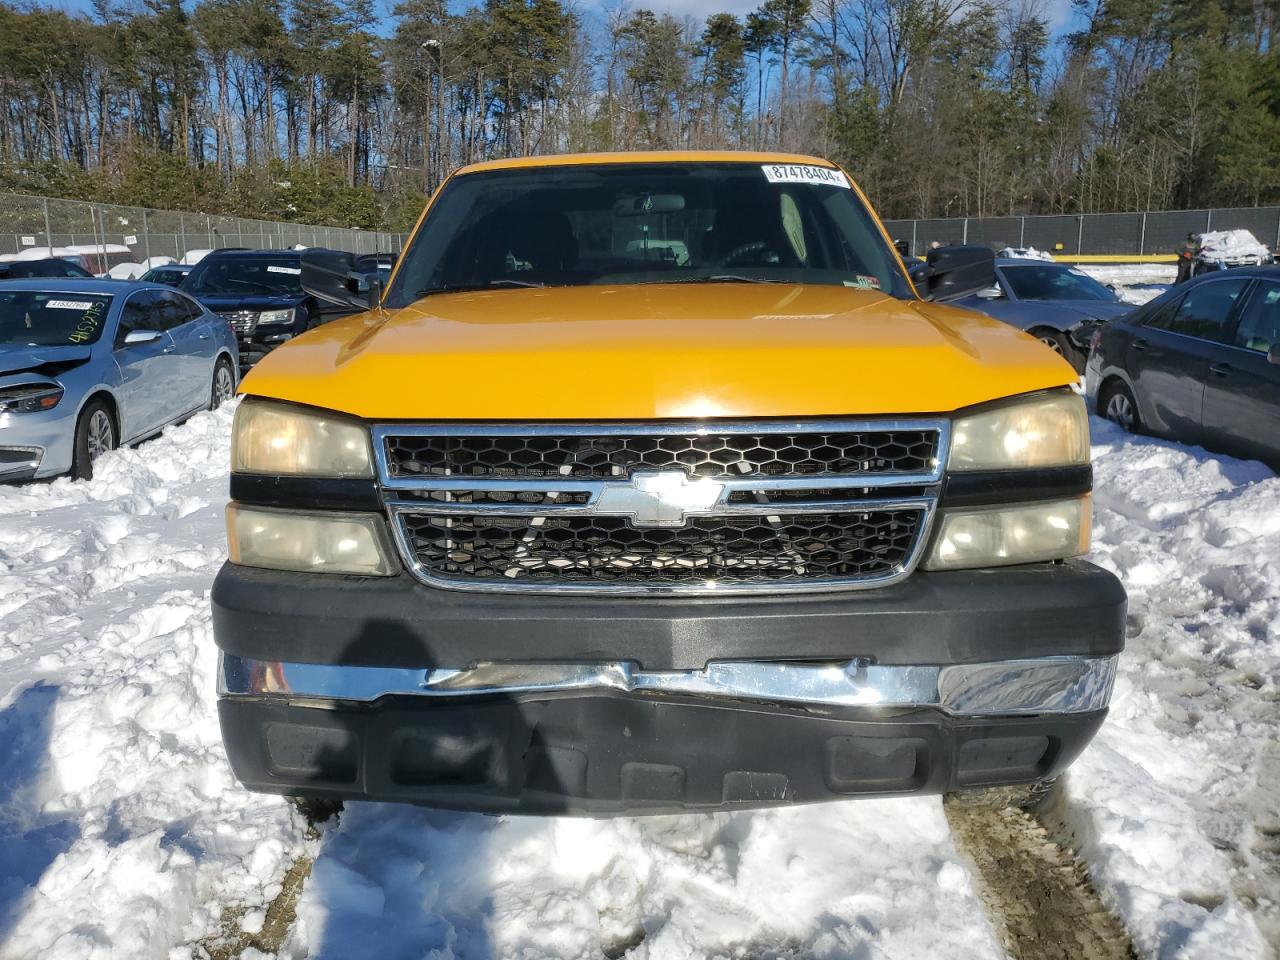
xmin=0 ymin=291 xmax=113 ymax=346
xmin=184 ymin=257 xmax=302 ymax=296
xmin=141 ymin=267 xmax=186 ymax=286
xmin=1002 ymin=265 xmax=1115 ymax=302
xmin=386 ymin=162 xmax=912 ymax=306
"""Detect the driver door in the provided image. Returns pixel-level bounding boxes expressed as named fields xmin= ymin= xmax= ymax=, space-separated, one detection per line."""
xmin=112 ymin=291 xmax=176 ymax=440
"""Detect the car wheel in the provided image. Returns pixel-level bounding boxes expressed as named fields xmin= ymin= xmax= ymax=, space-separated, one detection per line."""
xmin=1102 ymin=380 xmax=1141 ymax=433
xmin=1031 ymin=328 xmax=1085 ymax=374
xmin=210 ymin=356 xmax=236 ymax=409
xmin=72 ymin=399 xmax=116 ymax=480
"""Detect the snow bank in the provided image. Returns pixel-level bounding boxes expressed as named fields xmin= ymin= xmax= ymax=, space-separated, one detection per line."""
xmin=0 ymin=405 xmax=304 ymax=960
xmin=1059 ymin=419 xmax=1278 ymax=955
xmin=1079 ymin=264 xmax=1174 ymax=305
xmin=998 ymin=246 xmax=1055 ymax=261
xmin=1197 ymin=229 xmax=1270 ymax=262
xmin=281 ymin=800 xmax=1002 ymax=959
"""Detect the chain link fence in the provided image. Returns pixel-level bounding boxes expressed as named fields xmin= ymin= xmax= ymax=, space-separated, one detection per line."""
xmin=1 ymin=192 xmax=408 ymax=264
xmin=882 ymin=207 xmax=1280 ymax=258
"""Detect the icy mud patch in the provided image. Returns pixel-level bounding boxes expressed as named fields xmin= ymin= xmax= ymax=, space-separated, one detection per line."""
xmin=1072 ymin=418 xmax=1278 ymax=956
xmin=277 ymin=799 xmax=1006 ymax=959
xmin=0 ymin=405 xmax=302 ymax=960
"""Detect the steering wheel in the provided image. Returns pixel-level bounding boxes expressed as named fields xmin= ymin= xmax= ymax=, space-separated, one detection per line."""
xmin=717 ymin=241 xmax=775 ymax=267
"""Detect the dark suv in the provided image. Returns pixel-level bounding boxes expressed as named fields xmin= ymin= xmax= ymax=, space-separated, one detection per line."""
xmin=181 ymin=250 xmax=357 ymax=367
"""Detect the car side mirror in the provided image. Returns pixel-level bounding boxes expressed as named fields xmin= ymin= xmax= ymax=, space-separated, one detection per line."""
xmin=301 ymin=248 xmax=381 ymax=311
xmin=920 ymin=245 xmax=997 ymax=302
xmin=123 ymin=328 xmax=163 ymax=345
xmin=1269 ymin=344 xmax=1280 ymax=366
xmin=975 ymin=285 xmax=1003 ymax=300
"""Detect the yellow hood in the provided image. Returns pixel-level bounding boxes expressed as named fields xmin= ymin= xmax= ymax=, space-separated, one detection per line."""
xmin=241 ymin=284 xmax=1076 ymax=420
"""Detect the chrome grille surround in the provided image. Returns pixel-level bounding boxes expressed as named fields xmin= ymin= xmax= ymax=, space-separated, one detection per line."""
xmin=373 ymin=419 xmax=949 ymax=595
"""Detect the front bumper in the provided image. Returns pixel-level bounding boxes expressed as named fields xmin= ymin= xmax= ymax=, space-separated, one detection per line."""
xmin=0 ymin=403 xmax=77 ymax=481
xmin=214 ymin=559 xmax=1125 ymax=813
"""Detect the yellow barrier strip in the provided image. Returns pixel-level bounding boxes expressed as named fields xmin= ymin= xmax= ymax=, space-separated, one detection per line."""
xmin=1053 ymin=254 xmax=1178 ymax=264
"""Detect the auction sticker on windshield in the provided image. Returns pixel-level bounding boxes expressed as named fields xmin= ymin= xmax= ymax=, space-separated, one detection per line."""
xmin=761 ymin=165 xmax=850 ymax=189
xmin=267 ymin=266 xmax=301 ymax=275
xmin=46 ymin=300 xmax=95 ymax=310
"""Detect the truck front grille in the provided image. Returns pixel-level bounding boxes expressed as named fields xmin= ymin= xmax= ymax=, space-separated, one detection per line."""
xmin=383 ymin=428 xmax=938 ymax=479
xmin=398 ymin=510 xmax=925 ymax=587
xmin=374 ymin=419 xmax=948 ymax=595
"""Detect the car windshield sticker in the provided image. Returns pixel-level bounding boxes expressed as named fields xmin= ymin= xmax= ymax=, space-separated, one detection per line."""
xmin=761 ymin=164 xmax=850 ymax=189
xmin=46 ymin=300 xmax=95 ymax=310
xmin=844 ymin=275 xmax=881 ymax=289
xmin=267 ymin=265 xmax=301 ymax=275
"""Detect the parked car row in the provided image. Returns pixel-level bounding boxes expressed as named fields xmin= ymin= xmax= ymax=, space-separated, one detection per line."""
xmin=0 ymin=245 xmax=396 ymax=482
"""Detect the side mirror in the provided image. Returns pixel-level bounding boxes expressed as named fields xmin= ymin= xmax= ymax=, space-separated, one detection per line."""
xmin=920 ymin=245 xmax=997 ymax=302
xmin=1268 ymin=344 xmax=1280 ymax=366
xmin=975 ymin=285 xmax=1003 ymax=300
xmin=301 ymin=248 xmax=381 ymax=311
xmin=123 ymin=328 xmax=163 ymax=345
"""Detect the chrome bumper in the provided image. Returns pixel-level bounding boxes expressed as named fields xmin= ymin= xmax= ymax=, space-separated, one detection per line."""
xmin=218 ymin=653 xmax=1118 ymax=717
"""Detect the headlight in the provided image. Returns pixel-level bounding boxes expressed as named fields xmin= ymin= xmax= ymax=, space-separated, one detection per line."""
xmin=257 ymin=308 xmax=295 ymax=325
xmin=924 ymin=496 xmax=1090 ymax=571
xmin=227 ymin=504 xmax=398 ymax=576
xmin=232 ymin=399 xmax=373 ymax=477
xmin=948 ymin=392 xmax=1089 ymax=471
xmin=0 ymin=383 xmax=64 ymax=413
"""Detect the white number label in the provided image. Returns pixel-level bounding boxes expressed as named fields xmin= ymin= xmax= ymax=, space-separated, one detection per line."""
xmin=761 ymin=165 xmax=850 ymax=189
xmin=46 ymin=300 xmax=94 ymax=310
xmin=267 ymin=265 xmax=301 ymax=275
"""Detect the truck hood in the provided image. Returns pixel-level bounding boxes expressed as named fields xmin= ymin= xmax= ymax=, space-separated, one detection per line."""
xmin=240 ymin=284 xmax=1077 ymax=420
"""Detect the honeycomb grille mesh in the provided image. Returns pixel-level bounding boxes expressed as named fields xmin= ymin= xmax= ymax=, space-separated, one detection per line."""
xmin=383 ymin=430 xmax=937 ymax=480
xmin=398 ymin=510 xmax=924 ymax=587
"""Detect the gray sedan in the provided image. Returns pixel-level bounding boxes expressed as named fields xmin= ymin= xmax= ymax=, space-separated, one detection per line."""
xmin=954 ymin=258 xmax=1134 ymax=372
xmin=0 ymin=279 xmax=239 ymax=481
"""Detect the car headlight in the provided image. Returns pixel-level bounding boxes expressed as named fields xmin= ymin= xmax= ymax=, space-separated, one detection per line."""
xmin=948 ymin=392 xmax=1089 ymax=471
xmin=232 ymin=399 xmax=373 ymax=478
xmin=0 ymin=383 xmax=64 ymax=413
xmin=257 ymin=308 xmax=295 ymax=325
xmin=924 ymin=496 xmax=1090 ymax=570
xmin=227 ymin=504 xmax=397 ymax=575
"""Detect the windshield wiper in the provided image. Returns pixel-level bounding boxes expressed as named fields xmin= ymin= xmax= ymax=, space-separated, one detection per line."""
xmin=645 ymin=275 xmax=788 ymax=285
xmin=414 ymin=279 xmax=546 ymax=297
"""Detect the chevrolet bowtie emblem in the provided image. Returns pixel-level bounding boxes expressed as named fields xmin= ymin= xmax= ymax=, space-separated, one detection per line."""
xmin=593 ymin=471 xmax=726 ymax=526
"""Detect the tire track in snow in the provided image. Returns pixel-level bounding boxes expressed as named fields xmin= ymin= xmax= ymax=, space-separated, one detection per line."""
xmin=945 ymin=793 xmax=1138 ymax=960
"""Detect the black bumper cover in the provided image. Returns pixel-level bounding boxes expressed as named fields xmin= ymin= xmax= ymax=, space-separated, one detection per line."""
xmin=212 ymin=558 xmax=1125 ymax=671
xmin=219 ymin=693 xmax=1107 ymax=815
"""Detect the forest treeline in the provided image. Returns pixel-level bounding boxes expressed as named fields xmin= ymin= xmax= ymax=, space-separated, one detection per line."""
xmin=0 ymin=0 xmax=1276 ymax=231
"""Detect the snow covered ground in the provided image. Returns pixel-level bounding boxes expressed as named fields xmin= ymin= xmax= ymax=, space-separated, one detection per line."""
xmin=1080 ymin=264 xmax=1175 ymax=305
xmin=1 ymin=270 xmax=1277 ymax=959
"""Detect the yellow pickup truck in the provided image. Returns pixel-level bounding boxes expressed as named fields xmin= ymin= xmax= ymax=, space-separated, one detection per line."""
xmin=213 ymin=151 xmax=1124 ymax=815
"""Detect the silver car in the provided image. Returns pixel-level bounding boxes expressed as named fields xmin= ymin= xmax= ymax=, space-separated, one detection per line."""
xmin=0 ymin=279 xmax=239 ymax=481
xmin=953 ymin=258 xmax=1134 ymax=372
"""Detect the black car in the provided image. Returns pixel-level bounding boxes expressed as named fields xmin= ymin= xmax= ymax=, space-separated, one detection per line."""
xmin=180 ymin=250 xmax=359 ymax=367
xmin=138 ymin=263 xmax=193 ymax=287
xmin=0 ymin=258 xmax=94 ymax=280
xmin=1087 ymin=266 xmax=1280 ymax=467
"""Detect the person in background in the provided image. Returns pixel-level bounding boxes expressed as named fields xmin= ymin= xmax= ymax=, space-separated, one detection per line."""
xmin=1175 ymin=232 xmax=1197 ymax=284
